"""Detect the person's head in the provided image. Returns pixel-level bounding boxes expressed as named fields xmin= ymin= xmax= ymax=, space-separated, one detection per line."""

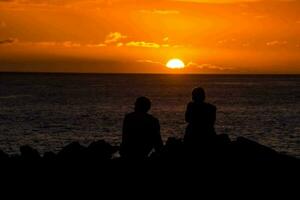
xmin=192 ymin=87 xmax=206 ymax=103
xmin=134 ymin=97 xmax=151 ymax=113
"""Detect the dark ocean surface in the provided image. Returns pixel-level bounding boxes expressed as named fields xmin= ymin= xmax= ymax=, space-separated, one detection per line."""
xmin=0 ymin=73 xmax=299 ymax=157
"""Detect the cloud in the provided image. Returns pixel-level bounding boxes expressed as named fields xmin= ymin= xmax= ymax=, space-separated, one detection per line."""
xmin=0 ymin=39 xmax=108 ymax=48
xmin=33 ymin=41 xmax=57 ymax=46
xmin=0 ymin=21 xmax=6 ymax=28
xmin=0 ymin=38 xmax=17 ymax=45
xmin=217 ymin=38 xmax=237 ymax=45
xmin=62 ymin=41 xmax=81 ymax=47
xmin=255 ymin=15 xmax=268 ymax=19
xmin=163 ymin=37 xmax=169 ymax=42
xmin=126 ymin=41 xmax=180 ymax=48
xmin=116 ymin=42 xmax=123 ymax=47
xmin=35 ymin=41 xmax=107 ymax=48
xmin=187 ymin=62 xmax=233 ymax=71
xmin=126 ymin=41 xmax=161 ymax=48
xmin=104 ymin=33 xmax=168 ymax=49
xmin=86 ymin=43 xmax=106 ymax=48
xmin=266 ymin=40 xmax=288 ymax=46
xmin=137 ymin=59 xmax=164 ymax=66
xmin=26 ymin=41 xmax=82 ymax=47
xmin=104 ymin=32 xmax=127 ymax=44
xmin=139 ymin=9 xmax=180 ymax=15
xmin=0 ymin=38 xmax=171 ymax=50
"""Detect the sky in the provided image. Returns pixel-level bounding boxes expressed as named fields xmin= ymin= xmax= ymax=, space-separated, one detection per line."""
xmin=0 ymin=0 xmax=300 ymax=74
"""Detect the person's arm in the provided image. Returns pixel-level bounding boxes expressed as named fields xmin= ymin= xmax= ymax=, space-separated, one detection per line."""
xmin=185 ymin=103 xmax=193 ymax=123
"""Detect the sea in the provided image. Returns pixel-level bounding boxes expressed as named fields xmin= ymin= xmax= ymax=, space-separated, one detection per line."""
xmin=0 ymin=73 xmax=299 ymax=158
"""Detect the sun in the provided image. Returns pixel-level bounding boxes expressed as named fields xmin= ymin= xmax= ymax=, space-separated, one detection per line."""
xmin=166 ymin=59 xmax=185 ymax=69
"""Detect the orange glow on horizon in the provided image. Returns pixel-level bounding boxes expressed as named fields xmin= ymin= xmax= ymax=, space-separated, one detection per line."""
xmin=0 ymin=0 xmax=299 ymax=74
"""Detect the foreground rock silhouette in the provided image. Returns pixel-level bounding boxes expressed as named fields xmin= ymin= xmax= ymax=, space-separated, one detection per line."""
xmin=0 ymin=136 xmax=298 ymax=165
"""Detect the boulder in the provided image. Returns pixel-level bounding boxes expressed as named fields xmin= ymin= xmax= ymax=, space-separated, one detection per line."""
xmin=230 ymin=137 xmax=284 ymax=161
xmin=20 ymin=145 xmax=41 ymax=161
xmin=86 ymin=140 xmax=118 ymax=161
xmin=57 ymin=142 xmax=86 ymax=161
xmin=0 ymin=149 xmax=9 ymax=161
xmin=43 ymin=151 xmax=57 ymax=162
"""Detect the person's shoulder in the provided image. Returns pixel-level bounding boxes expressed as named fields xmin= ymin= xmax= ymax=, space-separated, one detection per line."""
xmin=205 ymin=102 xmax=217 ymax=110
xmin=188 ymin=102 xmax=194 ymax=106
xmin=147 ymin=114 xmax=159 ymax=123
xmin=187 ymin=102 xmax=194 ymax=108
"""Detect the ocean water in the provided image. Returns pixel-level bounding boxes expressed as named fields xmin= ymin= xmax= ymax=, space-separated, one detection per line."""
xmin=0 ymin=73 xmax=299 ymax=158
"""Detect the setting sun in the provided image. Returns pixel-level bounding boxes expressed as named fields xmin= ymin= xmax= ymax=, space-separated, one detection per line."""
xmin=0 ymin=0 xmax=299 ymax=74
xmin=166 ymin=59 xmax=185 ymax=69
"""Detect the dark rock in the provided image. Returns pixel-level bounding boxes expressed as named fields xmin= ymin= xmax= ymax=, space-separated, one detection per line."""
xmin=20 ymin=145 xmax=41 ymax=161
xmin=152 ymin=138 xmax=185 ymax=161
xmin=57 ymin=142 xmax=86 ymax=161
xmin=0 ymin=149 xmax=9 ymax=161
xmin=230 ymin=137 xmax=286 ymax=161
xmin=86 ymin=140 xmax=117 ymax=161
xmin=43 ymin=151 xmax=57 ymax=161
xmin=165 ymin=138 xmax=185 ymax=154
xmin=0 ymin=137 xmax=297 ymax=166
xmin=215 ymin=134 xmax=231 ymax=145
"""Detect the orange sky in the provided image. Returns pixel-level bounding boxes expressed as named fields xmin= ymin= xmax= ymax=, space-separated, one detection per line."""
xmin=0 ymin=0 xmax=300 ymax=74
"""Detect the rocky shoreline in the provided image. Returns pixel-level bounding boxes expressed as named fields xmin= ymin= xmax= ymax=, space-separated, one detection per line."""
xmin=0 ymin=134 xmax=298 ymax=164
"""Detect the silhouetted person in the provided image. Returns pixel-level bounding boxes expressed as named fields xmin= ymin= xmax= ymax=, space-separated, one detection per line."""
xmin=120 ymin=97 xmax=163 ymax=160
xmin=184 ymin=87 xmax=217 ymax=147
